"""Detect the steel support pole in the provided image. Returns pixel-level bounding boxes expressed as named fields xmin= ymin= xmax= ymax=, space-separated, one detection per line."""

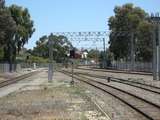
xmin=153 ymin=26 xmax=157 ymax=80
xmin=130 ymin=32 xmax=135 ymax=71
xmin=96 ymin=47 xmax=98 ymax=68
xmin=69 ymin=60 xmax=74 ymax=85
xmin=158 ymin=24 xmax=160 ymax=80
xmin=71 ymin=61 xmax=74 ymax=83
xmin=157 ymin=46 xmax=159 ymax=79
xmin=103 ymin=38 xmax=106 ymax=68
xmin=48 ymin=37 xmax=53 ymax=82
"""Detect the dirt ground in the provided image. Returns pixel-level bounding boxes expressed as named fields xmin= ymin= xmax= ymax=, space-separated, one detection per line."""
xmin=0 ymin=72 xmax=108 ymax=120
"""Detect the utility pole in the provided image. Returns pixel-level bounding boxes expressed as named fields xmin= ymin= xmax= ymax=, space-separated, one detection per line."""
xmin=152 ymin=27 xmax=157 ymax=80
xmin=150 ymin=13 xmax=160 ymax=80
xmin=48 ymin=34 xmax=54 ymax=82
xmin=0 ymin=0 xmax=5 ymax=8
xmin=156 ymin=26 xmax=159 ymax=80
xmin=71 ymin=60 xmax=74 ymax=84
xmin=158 ymin=23 xmax=160 ymax=80
xmin=130 ymin=32 xmax=135 ymax=71
xmin=103 ymin=38 xmax=106 ymax=68
xmin=96 ymin=47 xmax=98 ymax=68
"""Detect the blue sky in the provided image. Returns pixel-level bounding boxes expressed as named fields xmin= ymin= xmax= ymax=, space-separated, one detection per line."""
xmin=6 ymin=0 xmax=160 ymax=49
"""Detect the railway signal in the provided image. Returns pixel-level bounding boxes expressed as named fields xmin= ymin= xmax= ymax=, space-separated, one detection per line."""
xmin=70 ymin=49 xmax=75 ymax=58
xmin=107 ymin=76 xmax=111 ymax=83
xmin=69 ymin=49 xmax=76 ymax=85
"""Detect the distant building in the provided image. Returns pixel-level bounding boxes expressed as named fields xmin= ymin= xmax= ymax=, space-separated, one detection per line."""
xmin=75 ymin=51 xmax=82 ymax=59
xmin=81 ymin=51 xmax=88 ymax=59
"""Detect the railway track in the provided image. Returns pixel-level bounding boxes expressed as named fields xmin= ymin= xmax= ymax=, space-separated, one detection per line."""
xmin=77 ymin=67 xmax=152 ymax=76
xmin=72 ymin=71 xmax=160 ymax=95
xmin=0 ymin=70 xmax=42 ymax=88
xmin=61 ymin=70 xmax=160 ymax=120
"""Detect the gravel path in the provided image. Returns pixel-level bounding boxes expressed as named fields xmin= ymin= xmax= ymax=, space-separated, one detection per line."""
xmin=0 ymin=71 xmax=109 ymax=120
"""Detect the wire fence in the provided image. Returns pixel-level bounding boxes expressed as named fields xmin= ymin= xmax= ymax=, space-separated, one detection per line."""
xmin=0 ymin=61 xmax=153 ymax=73
xmin=0 ymin=62 xmax=65 ymax=73
xmin=0 ymin=63 xmax=44 ymax=73
xmin=0 ymin=64 xmax=10 ymax=73
xmin=108 ymin=61 xmax=153 ymax=72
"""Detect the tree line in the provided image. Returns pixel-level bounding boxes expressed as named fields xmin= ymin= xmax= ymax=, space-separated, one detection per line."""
xmin=0 ymin=1 xmax=154 ymax=68
xmin=108 ymin=3 xmax=153 ymax=62
xmin=0 ymin=0 xmax=35 ymax=66
xmin=31 ymin=3 xmax=154 ymax=63
xmin=28 ymin=34 xmax=73 ymax=63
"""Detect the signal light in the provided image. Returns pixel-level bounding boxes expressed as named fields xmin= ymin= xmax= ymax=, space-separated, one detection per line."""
xmin=70 ymin=50 xmax=75 ymax=58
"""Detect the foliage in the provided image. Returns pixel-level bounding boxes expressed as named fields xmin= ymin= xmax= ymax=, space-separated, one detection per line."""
xmin=87 ymin=49 xmax=100 ymax=59
xmin=106 ymin=49 xmax=114 ymax=61
xmin=0 ymin=3 xmax=17 ymax=63
xmin=27 ymin=56 xmax=48 ymax=63
xmin=0 ymin=8 xmax=17 ymax=46
xmin=31 ymin=34 xmax=73 ymax=63
xmin=136 ymin=21 xmax=153 ymax=61
xmin=108 ymin=3 xmax=152 ymax=62
xmin=6 ymin=5 xmax=35 ymax=58
xmin=0 ymin=1 xmax=35 ymax=72
xmin=98 ymin=51 xmax=105 ymax=68
xmin=15 ymin=48 xmax=48 ymax=63
xmin=0 ymin=48 xmax=3 ymax=60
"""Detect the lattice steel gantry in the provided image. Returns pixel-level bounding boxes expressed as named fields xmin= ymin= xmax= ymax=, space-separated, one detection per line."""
xmin=48 ymin=31 xmax=109 ymax=82
xmin=52 ymin=31 xmax=109 ymax=50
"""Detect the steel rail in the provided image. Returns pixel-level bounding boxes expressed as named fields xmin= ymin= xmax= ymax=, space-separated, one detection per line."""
xmin=73 ymin=71 xmax=160 ymax=95
xmin=61 ymin=70 xmax=160 ymax=120
xmin=75 ymin=68 xmax=160 ymax=89
xmin=76 ymin=67 xmax=152 ymax=76
xmin=0 ymin=70 xmax=42 ymax=88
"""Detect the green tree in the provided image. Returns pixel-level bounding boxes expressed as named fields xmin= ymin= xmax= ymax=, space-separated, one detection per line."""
xmin=0 ymin=2 xmax=17 ymax=62
xmin=32 ymin=34 xmax=73 ymax=63
xmin=1 ymin=5 xmax=35 ymax=70
xmin=0 ymin=8 xmax=17 ymax=46
xmin=108 ymin=3 xmax=152 ymax=62
xmin=8 ymin=5 xmax=35 ymax=59
xmin=88 ymin=49 xmax=100 ymax=59
xmin=136 ymin=21 xmax=152 ymax=61
xmin=32 ymin=35 xmax=49 ymax=58
xmin=0 ymin=3 xmax=35 ymax=71
xmin=99 ymin=51 xmax=105 ymax=68
xmin=0 ymin=48 xmax=4 ymax=60
xmin=49 ymin=34 xmax=73 ymax=62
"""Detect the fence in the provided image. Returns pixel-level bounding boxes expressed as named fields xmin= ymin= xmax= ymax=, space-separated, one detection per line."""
xmin=109 ymin=61 xmax=153 ymax=72
xmin=0 ymin=62 xmax=64 ymax=73
xmin=0 ymin=64 xmax=10 ymax=73
xmin=0 ymin=63 xmax=47 ymax=73
xmin=0 ymin=63 xmax=23 ymax=73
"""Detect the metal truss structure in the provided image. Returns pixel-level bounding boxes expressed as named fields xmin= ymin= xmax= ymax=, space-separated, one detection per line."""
xmin=51 ymin=31 xmax=136 ymax=50
xmin=48 ymin=31 xmax=109 ymax=81
xmin=52 ymin=31 xmax=109 ymax=50
xmin=52 ymin=31 xmax=109 ymax=40
xmin=48 ymin=30 xmax=136 ymax=81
